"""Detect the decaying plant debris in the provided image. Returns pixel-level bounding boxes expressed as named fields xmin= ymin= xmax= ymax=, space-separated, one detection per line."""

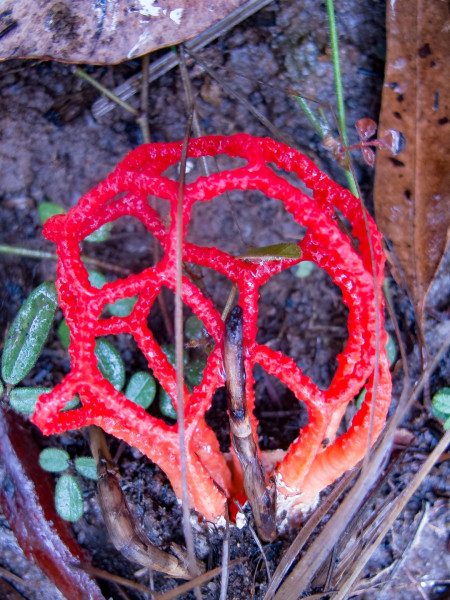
xmin=0 ymin=1 xmax=449 ymax=599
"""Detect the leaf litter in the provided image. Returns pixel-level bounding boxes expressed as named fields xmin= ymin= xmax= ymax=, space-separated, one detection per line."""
xmin=0 ymin=1 xmax=449 ymax=599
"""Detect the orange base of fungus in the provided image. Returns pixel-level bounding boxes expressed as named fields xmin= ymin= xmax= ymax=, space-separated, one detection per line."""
xmin=33 ymin=134 xmax=392 ymax=524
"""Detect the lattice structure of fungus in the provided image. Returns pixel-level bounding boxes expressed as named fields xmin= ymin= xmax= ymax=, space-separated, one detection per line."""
xmin=33 ymin=134 xmax=392 ymax=524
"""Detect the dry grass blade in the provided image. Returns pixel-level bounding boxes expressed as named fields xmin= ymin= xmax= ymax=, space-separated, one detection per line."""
xmin=76 ymin=558 xmax=246 ymax=600
xmin=332 ymin=427 xmax=450 ymax=600
xmin=325 ymin=488 xmax=397 ymax=588
xmin=0 ymin=566 xmax=28 ymax=587
xmin=263 ymin=469 xmax=357 ymax=600
xmin=185 ymin=47 xmax=295 ymax=149
xmin=92 ymin=0 xmax=273 ymax=119
xmin=271 ymin=336 xmax=450 ymax=600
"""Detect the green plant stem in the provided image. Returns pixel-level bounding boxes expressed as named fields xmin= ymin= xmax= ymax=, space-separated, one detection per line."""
xmin=293 ymin=96 xmax=327 ymax=138
xmin=326 ymin=0 xmax=347 ymax=144
xmin=74 ymin=68 xmax=139 ymax=117
xmin=326 ymin=0 xmax=359 ymax=196
xmin=0 ymin=244 xmax=131 ymax=276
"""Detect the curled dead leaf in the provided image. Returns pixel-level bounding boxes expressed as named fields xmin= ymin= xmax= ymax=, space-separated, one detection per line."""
xmin=374 ymin=0 xmax=450 ymax=325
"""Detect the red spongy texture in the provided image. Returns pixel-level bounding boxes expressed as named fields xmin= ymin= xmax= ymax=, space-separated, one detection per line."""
xmin=33 ymin=134 xmax=391 ymax=520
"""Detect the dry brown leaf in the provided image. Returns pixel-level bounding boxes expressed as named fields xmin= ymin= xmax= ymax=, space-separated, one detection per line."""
xmin=0 ymin=0 xmax=245 ymax=64
xmin=374 ymin=0 xmax=450 ymax=323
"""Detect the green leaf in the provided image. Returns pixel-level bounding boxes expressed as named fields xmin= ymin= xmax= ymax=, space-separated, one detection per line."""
xmin=88 ymin=270 xmax=107 ymax=289
xmin=9 ymin=386 xmax=52 ymax=414
xmin=186 ymin=358 xmax=207 ymax=388
xmin=95 ymin=338 xmax=125 ymax=391
xmin=61 ymin=395 xmax=81 ymax=412
xmin=295 ymin=261 xmax=315 ymax=278
xmin=0 ymin=380 xmax=4 ymax=395
xmin=87 ymin=272 xmax=138 ymax=317
xmin=125 ymin=371 xmax=156 ymax=409
xmin=185 ymin=315 xmax=205 ymax=341
xmin=2 ymin=282 xmax=58 ymax=385
xmin=355 ymin=387 xmax=367 ymax=410
xmin=85 ymin=221 xmax=114 ymax=243
xmin=108 ymin=295 xmax=138 ymax=317
xmin=55 ymin=474 xmax=84 ymax=522
xmin=39 ymin=447 xmax=70 ymax=473
xmin=38 ymin=202 xmax=66 ymax=225
xmin=385 ymin=332 xmax=397 ymax=365
xmin=159 ymin=388 xmax=177 ymax=420
xmin=58 ymin=318 xmax=71 ymax=350
xmin=161 ymin=344 xmax=188 ymax=368
xmin=240 ymin=243 xmax=302 ymax=262
xmin=431 ymin=387 xmax=450 ymax=422
xmin=75 ymin=457 xmax=98 ymax=480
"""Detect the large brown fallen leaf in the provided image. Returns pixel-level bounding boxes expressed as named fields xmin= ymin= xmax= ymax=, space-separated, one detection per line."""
xmin=374 ymin=0 xmax=450 ymax=325
xmin=0 ymin=0 xmax=245 ymax=64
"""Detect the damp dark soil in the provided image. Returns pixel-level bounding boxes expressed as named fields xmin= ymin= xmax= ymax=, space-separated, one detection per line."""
xmin=0 ymin=1 xmax=449 ymax=599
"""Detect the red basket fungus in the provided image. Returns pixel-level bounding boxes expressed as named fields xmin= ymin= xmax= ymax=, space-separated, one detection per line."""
xmin=33 ymin=134 xmax=392 ymax=525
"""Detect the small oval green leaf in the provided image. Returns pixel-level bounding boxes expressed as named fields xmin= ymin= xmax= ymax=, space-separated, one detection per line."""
xmin=57 ymin=318 xmax=71 ymax=350
xmin=295 ymin=261 xmax=315 ymax=278
xmin=185 ymin=315 xmax=205 ymax=341
xmin=159 ymin=388 xmax=177 ymax=420
xmin=88 ymin=270 xmax=107 ymax=289
xmin=55 ymin=474 xmax=84 ymax=522
xmin=75 ymin=457 xmax=98 ymax=480
xmin=431 ymin=387 xmax=450 ymax=424
xmin=85 ymin=221 xmax=114 ymax=243
xmin=38 ymin=201 xmax=66 ymax=225
xmin=2 ymin=282 xmax=58 ymax=385
xmin=95 ymin=338 xmax=125 ymax=391
xmin=9 ymin=386 xmax=52 ymax=414
xmin=385 ymin=332 xmax=397 ymax=366
xmin=355 ymin=387 xmax=367 ymax=410
xmin=125 ymin=371 xmax=156 ymax=409
xmin=0 ymin=380 xmax=4 ymax=395
xmin=161 ymin=344 xmax=188 ymax=368
xmin=186 ymin=358 xmax=207 ymax=388
xmin=108 ymin=295 xmax=138 ymax=317
xmin=39 ymin=447 xmax=70 ymax=473
xmin=60 ymin=395 xmax=81 ymax=412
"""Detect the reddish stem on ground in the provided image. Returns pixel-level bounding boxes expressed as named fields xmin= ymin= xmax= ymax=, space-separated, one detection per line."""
xmin=33 ymin=134 xmax=391 ymax=522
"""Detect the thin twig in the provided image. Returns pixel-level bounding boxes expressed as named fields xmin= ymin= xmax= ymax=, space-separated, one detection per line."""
xmin=248 ymin=523 xmax=272 ymax=584
xmin=0 ymin=566 xmax=28 ymax=587
xmin=384 ymin=280 xmax=410 ymax=383
xmin=138 ymin=54 xmax=151 ymax=144
xmin=219 ymin=504 xmax=231 ymax=600
xmin=76 ymin=559 xmax=246 ymax=600
xmin=184 ymin=48 xmax=295 ymax=149
xmin=137 ymin=54 xmax=173 ymax=339
xmin=175 ymin=46 xmax=200 ymax=594
xmin=92 ymin=0 xmax=273 ymax=119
